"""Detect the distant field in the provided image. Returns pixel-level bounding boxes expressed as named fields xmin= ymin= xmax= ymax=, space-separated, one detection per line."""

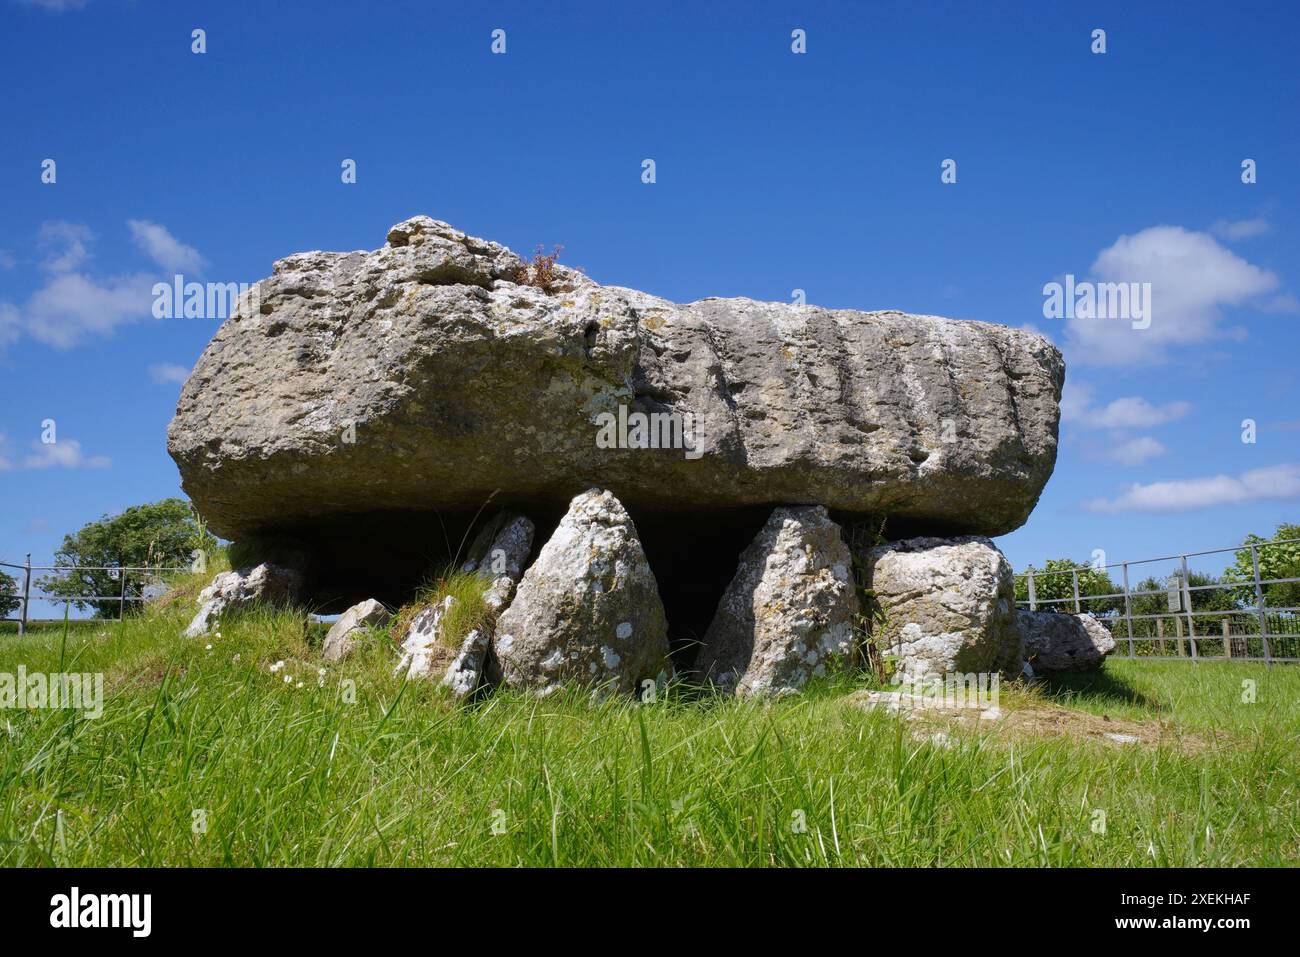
xmin=1 ymin=580 xmax=1297 ymax=867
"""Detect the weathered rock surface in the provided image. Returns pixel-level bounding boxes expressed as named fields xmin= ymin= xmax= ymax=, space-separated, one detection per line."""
xmin=1017 ymin=610 xmax=1116 ymax=672
xmin=694 ymin=506 xmax=858 ymax=697
xmin=322 ymin=598 xmax=390 ymax=662
xmin=168 ymin=216 xmax=1064 ymax=543
xmin=464 ymin=512 xmax=534 ymax=619
xmin=395 ymin=596 xmax=458 ymax=679
xmin=461 ymin=513 xmax=534 ymax=582
xmin=394 ymin=598 xmax=492 ymax=698
xmin=184 ymin=563 xmax=303 ymax=638
xmin=389 ymin=511 xmax=533 ymax=696
xmin=489 ymin=489 xmax=670 ymax=695
xmin=864 ymin=536 xmax=1020 ymax=678
xmin=440 ymin=628 xmax=491 ymax=698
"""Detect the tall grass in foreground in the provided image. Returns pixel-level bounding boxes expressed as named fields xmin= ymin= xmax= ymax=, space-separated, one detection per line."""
xmin=0 ymin=584 xmax=1297 ymax=867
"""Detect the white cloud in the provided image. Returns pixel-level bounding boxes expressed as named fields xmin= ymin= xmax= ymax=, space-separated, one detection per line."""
xmin=148 ymin=362 xmax=190 ymax=384
xmin=1260 ymin=293 xmax=1300 ymax=314
xmin=23 ymin=271 xmax=154 ymax=348
xmin=1 ymin=219 xmax=206 ymax=351
xmin=0 ymin=433 xmax=109 ymax=471
xmin=1210 ymin=218 xmax=1271 ymax=241
xmin=1103 ymin=436 xmax=1166 ymax=466
xmin=1061 ymin=383 xmax=1190 ymax=430
xmin=1084 ymin=463 xmax=1300 ymax=514
xmin=21 ymin=439 xmax=111 ymax=470
xmin=38 ymin=221 xmax=94 ymax=273
xmin=0 ymin=304 xmax=21 ymax=350
xmin=18 ymin=0 xmax=89 ymax=10
xmin=1064 ymin=226 xmax=1281 ymax=366
xmin=128 ymin=220 xmax=206 ymax=274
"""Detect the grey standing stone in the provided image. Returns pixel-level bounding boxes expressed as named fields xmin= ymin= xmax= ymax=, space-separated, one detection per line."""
xmin=395 ymin=596 xmax=458 ymax=679
xmin=462 ymin=512 xmax=534 ymax=582
xmin=864 ymin=536 xmax=1020 ymax=679
xmin=440 ymin=628 xmax=491 ymax=699
xmin=490 ymin=488 xmax=670 ymax=695
xmin=322 ymin=598 xmax=390 ymax=662
xmin=695 ymin=506 xmax=859 ymax=697
xmin=1017 ymin=609 xmax=1116 ymax=673
xmin=184 ymin=563 xmax=303 ymax=639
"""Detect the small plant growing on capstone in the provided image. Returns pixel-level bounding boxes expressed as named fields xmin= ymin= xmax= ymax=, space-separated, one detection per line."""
xmin=516 ymin=244 xmax=564 ymax=292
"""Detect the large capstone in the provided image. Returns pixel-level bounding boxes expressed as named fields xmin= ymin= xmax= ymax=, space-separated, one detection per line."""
xmin=694 ymin=506 xmax=859 ymax=697
xmin=167 ymin=216 xmax=1064 ymax=555
xmin=488 ymin=489 xmax=670 ymax=695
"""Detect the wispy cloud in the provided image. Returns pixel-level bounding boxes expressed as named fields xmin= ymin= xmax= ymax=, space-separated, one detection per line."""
xmin=0 ymin=433 xmax=111 ymax=471
xmin=1062 ymin=383 xmax=1190 ymax=430
xmin=129 ymin=220 xmax=206 ymax=274
xmin=1084 ymin=463 xmax=1300 ymax=514
xmin=21 ymin=439 xmax=111 ymax=470
xmin=1101 ymin=436 xmax=1167 ymax=466
xmin=17 ymin=0 xmax=90 ymax=10
xmin=148 ymin=362 xmax=190 ymax=385
xmin=39 ymin=221 xmax=94 ymax=273
xmin=0 ymin=304 xmax=20 ymax=350
xmin=0 ymin=220 xmax=206 ymax=351
xmin=24 ymin=271 xmax=154 ymax=348
xmin=1210 ymin=218 xmax=1271 ymax=241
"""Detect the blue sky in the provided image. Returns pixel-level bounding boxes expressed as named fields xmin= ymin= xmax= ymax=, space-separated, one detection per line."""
xmin=2 ymin=0 xmax=1298 ymax=588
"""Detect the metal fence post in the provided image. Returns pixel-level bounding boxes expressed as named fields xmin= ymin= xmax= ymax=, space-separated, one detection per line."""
xmin=1250 ymin=544 xmax=1272 ymax=664
xmin=1180 ymin=556 xmax=1196 ymax=660
xmin=1071 ymin=568 xmax=1081 ymax=613
xmin=1027 ymin=568 xmax=1037 ymax=612
xmin=1122 ymin=561 xmax=1134 ymax=658
xmin=118 ymin=566 xmax=129 ymax=622
xmin=18 ymin=553 xmax=31 ymax=636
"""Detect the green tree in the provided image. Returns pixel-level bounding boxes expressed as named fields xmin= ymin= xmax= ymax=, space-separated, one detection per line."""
xmin=1015 ymin=558 xmax=1122 ymax=615
xmin=39 ymin=499 xmax=217 ymax=618
xmin=1128 ymin=570 xmax=1243 ymax=639
xmin=1223 ymin=523 xmax=1300 ymax=610
xmin=0 ymin=569 xmax=19 ymax=618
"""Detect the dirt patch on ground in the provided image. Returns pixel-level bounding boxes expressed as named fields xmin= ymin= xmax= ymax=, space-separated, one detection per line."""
xmin=845 ymin=689 xmax=1212 ymax=752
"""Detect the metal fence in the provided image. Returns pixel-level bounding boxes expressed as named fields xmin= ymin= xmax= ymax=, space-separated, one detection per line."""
xmin=1016 ymin=538 xmax=1300 ymax=664
xmin=0 ymin=554 xmax=189 ymax=635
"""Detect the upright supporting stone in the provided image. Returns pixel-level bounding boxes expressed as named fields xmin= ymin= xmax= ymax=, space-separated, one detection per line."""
xmin=490 ymin=489 xmax=670 ymax=696
xmin=864 ymin=536 xmax=1020 ymax=679
xmin=695 ymin=506 xmax=858 ymax=698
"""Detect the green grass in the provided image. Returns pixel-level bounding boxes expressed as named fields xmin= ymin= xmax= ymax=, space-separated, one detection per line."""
xmin=1 ymin=581 xmax=1298 ymax=867
xmin=390 ymin=567 xmax=491 ymax=652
